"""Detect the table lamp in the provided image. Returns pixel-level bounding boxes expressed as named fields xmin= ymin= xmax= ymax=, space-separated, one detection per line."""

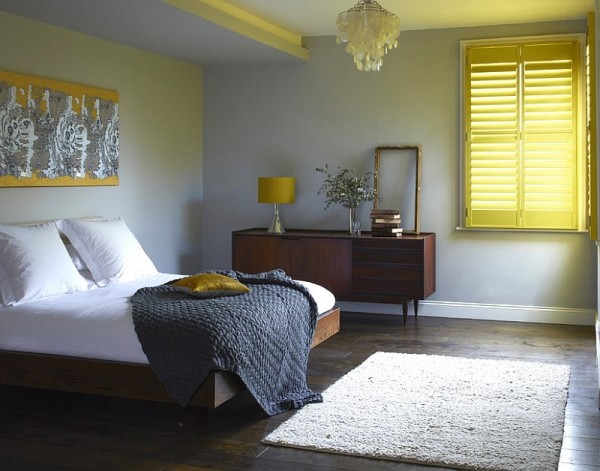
xmin=258 ymin=177 xmax=295 ymax=233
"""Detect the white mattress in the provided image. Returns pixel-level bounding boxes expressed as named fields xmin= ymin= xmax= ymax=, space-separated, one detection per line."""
xmin=0 ymin=273 xmax=335 ymax=365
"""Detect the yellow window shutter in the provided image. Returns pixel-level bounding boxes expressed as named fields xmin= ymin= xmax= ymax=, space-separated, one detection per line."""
xmin=587 ymin=12 xmax=598 ymax=240
xmin=466 ymin=45 xmax=520 ymax=228
xmin=521 ymin=42 xmax=579 ymax=229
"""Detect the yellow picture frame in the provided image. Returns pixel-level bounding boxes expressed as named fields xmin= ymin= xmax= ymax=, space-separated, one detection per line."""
xmin=0 ymin=70 xmax=119 ymax=187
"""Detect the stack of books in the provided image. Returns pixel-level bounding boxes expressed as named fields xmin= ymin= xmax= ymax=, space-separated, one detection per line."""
xmin=369 ymin=209 xmax=403 ymax=237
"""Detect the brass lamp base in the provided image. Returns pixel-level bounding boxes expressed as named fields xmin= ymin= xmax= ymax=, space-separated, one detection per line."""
xmin=267 ymin=203 xmax=285 ymax=234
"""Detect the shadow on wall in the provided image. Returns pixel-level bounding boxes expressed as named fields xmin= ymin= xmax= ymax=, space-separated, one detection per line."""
xmin=179 ymin=200 xmax=203 ymax=275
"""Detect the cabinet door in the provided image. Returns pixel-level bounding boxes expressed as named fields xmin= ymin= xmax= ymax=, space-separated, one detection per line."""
xmin=232 ymin=234 xmax=290 ymax=274
xmin=288 ymin=237 xmax=352 ymax=296
xmin=232 ymin=232 xmax=352 ymax=297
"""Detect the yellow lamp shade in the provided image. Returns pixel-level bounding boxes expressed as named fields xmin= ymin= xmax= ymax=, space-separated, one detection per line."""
xmin=258 ymin=177 xmax=295 ymax=204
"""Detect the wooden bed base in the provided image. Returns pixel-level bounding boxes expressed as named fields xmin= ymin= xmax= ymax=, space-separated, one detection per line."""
xmin=0 ymin=307 xmax=340 ymax=408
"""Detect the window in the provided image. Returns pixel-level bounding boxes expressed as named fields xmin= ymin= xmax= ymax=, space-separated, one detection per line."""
xmin=462 ymin=35 xmax=587 ymax=230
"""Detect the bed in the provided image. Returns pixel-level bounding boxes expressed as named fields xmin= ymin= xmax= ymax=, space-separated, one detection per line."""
xmin=0 ymin=218 xmax=340 ymax=412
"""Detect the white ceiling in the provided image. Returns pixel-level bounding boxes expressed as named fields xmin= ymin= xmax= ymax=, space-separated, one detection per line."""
xmin=0 ymin=0 xmax=594 ymax=67
xmin=232 ymin=0 xmax=595 ymax=36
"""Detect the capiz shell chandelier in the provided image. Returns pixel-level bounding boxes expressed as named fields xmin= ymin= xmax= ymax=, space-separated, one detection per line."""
xmin=335 ymin=0 xmax=400 ymax=71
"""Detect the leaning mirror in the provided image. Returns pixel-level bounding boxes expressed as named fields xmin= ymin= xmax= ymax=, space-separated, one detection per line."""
xmin=373 ymin=145 xmax=422 ymax=234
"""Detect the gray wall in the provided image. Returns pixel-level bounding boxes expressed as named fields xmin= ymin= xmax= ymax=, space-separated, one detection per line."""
xmin=203 ymin=21 xmax=597 ymax=316
xmin=0 ymin=11 xmax=204 ymax=274
xmin=0 ymin=11 xmax=595 ymax=321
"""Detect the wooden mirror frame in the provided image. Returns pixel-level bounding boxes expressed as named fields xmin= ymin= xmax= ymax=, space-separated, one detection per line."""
xmin=373 ymin=145 xmax=422 ymax=235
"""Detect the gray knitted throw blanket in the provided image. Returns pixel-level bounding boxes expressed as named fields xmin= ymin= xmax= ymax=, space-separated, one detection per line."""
xmin=131 ymin=269 xmax=323 ymax=415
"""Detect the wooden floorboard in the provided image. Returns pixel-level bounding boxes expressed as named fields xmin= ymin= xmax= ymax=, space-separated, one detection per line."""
xmin=0 ymin=312 xmax=598 ymax=470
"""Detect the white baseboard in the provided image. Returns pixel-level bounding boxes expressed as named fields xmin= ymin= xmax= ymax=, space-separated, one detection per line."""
xmin=337 ymin=300 xmax=596 ymax=326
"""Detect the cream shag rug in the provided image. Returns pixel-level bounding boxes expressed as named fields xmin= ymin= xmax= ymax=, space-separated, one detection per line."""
xmin=263 ymin=352 xmax=570 ymax=471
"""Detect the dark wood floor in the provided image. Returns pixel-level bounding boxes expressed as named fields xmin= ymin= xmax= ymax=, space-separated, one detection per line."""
xmin=1 ymin=312 xmax=598 ymax=471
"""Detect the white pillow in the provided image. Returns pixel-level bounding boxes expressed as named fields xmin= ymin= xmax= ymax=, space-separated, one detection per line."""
xmin=65 ymin=243 xmax=88 ymax=271
xmin=0 ymin=262 xmax=14 ymax=305
xmin=0 ymin=222 xmax=90 ymax=306
xmin=59 ymin=218 xmax=158 ymax=286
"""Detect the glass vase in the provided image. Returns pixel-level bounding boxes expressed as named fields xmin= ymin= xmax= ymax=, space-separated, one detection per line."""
xmin=348 ymin=207 xmax=356 ymax=235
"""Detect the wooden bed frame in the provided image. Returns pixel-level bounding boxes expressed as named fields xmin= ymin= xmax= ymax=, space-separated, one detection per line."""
xmin=0 ymin=307 xmax=340 ymax=408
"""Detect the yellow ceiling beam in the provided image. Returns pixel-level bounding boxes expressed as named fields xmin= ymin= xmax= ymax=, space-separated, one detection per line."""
xmin=162 ymin=0 xmax=308 ymax=61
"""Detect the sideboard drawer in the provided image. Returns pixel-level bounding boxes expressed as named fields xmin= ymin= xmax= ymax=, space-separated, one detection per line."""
xmin=352 ymin=279 xmax=424 ymax=297
xmin=353 ymin=238 xmax=425 ymax=250
xmin=352 ymin=264 xmax=423 ymax=281
xmin=353 ymin=248 xmax=423 ymax=265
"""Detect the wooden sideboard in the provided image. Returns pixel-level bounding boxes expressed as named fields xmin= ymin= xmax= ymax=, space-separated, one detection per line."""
xmin=231 ymin=229 xmax=436 ymax=324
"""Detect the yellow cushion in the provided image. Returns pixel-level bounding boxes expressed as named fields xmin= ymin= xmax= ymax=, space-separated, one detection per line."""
xmin=172 ymin=273 xmax=250 ymax=299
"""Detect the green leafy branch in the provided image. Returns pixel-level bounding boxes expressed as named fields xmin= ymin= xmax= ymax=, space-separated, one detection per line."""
xmin=316 ymin=164 xmax=376 ymax=210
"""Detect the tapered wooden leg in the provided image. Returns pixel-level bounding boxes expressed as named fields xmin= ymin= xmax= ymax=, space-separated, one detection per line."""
xmin=414 ymin=299 xmax=419 ymax=318
xmin=402 ymin=299 xmax=408 ymax=325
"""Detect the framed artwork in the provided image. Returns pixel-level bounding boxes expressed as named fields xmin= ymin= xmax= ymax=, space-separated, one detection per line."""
xmin=0 ymin=70 xmax=119 ymax=187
